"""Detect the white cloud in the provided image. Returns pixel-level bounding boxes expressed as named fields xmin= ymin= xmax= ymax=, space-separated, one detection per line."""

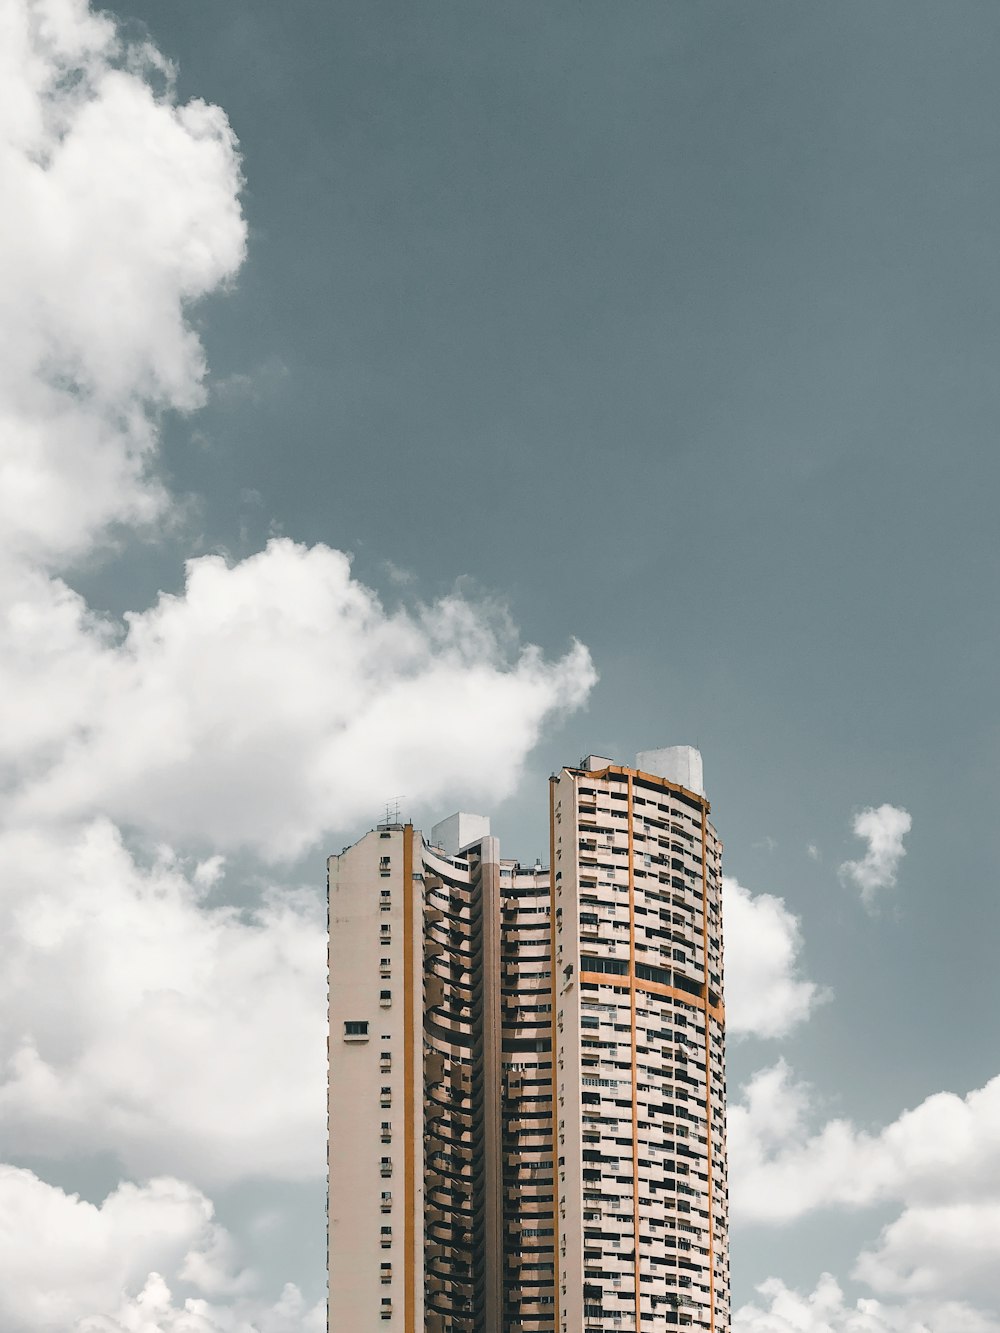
xmin=78 ymin=1275 xmax=326 ymax=1333
xmin=0 ymin=819 xmax=326 ymax=1186
xmin=0 ymin=1168 xmax=255 ymax=1332
xmin=734 ymin=1273 xmax=1000 ymax=1333
xmin=0 ymin=1166 xmax=324 ymax=1333
xmin=2 ymin=541 xmax=596 ymax=859
xmin=839 ymin=805 xmax=912 ymax=908
xmin=0 ymin=0 xmax=246 ymax=564
xmin=722 ymin=877 xmax=828 ymax=1039
xmin=729 ymin=1060 xmax=1000 ymax=1242
xmin=729 ymin=1057 xmax=1000 ymax=1318
xmin=807 ymin=843 xmax=820 ymax=861
xmin=855 ymin=1201 xmax=1000 ymax=1303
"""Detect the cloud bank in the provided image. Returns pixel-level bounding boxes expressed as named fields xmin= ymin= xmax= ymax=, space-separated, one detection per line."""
xmin=734 ymin=1273 xmax=1000 ymax=1333
xmin=2 ymin=543 xmax=596 ymax=859
xmin=0 ymin=1167 xmax=323 ymax=1332
xmin=728 ymin=1059 xmax=1000 ymax=1313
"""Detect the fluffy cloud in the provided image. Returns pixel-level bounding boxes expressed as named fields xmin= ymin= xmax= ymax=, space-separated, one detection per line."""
xmin=722 ymin=877 xmax=828 ymax=1039
xmin=729 ymin=1061 xmax=1000 ymax=1227
xmin=734 ymin=1273 xmax=1000 ymax=1333
xmin=3 ymin=541 xmax=596 ymax=858
xmin=0 ymin=1168 xmax=259 ymax=1332
xmin=839 ymin=805 xmax=912 ymax=908
xmin=0 ymin=1167 xmax=324 ymax=1332
xmin=0 ymin=819 xmax=325 ymax=1185
xmin=79 ymin=1275 xmax=326 ymax=1333
xmin=729 ymin=1059 xmax=1000 ymax=1310
xmin=855 ymin=1201 xmax=1000 ymax=1303
xmin=0 ymin=0 xmax=246 ymax=564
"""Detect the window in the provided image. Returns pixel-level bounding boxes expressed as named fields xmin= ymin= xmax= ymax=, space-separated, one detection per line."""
xmin=343 ymin=1020 xmax=369 ymax=1040
xmin=379 ymin=990 xmax=392 ymax=1007
xmin=380 ymin=1191 xmax=392 ymax=1211
xmin=381 ymin=1121 xmax=391 ymax=1141
xmin=380 ymin=1263 xmax=392 ymax=1284
xmin=380 ymin=1156 xmax=392 ymax=1177
xmin=380 ymin=1226 xmax=392 ymax=1248
xmin=380 ymin=1298 xmax=392 ymax=1320
xmin=380 ymin=957 xmax=391 ymax=977
xmin=380 ymin=1087 xmax=392 ymax=1107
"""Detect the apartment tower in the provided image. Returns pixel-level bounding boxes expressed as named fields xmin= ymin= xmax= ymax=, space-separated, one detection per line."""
xmin=328 ymin=748 xmax=728 ymax=1333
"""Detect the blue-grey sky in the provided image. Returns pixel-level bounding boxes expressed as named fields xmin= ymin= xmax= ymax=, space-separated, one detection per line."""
xmin=4 ymin=2 xmax=1000 ymax=1329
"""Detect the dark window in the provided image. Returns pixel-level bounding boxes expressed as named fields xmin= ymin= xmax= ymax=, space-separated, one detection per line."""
xmin=344 ymin=1020 xmax=368 ymax=1037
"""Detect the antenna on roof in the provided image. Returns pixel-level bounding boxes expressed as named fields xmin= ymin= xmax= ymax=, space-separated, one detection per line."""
xmin=384 ymin=797 xmax=404 ymax=825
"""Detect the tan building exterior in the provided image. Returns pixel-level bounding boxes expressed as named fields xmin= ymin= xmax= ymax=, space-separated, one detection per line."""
xmin=328 ymin=749 xmax=728 ymax=1333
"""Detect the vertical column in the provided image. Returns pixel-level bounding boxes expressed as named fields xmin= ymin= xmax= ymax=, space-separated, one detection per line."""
xmin=699 ymin=805 xmax=716 ymax=1333
xmin=547 ymin=776 xmax=562 ymax=1332
xmin=626 ymin=774 xmax=642 ymax=1333
xmin=402 ymin=825 xmax=416 ymax=1333
xmin=477 ymin=839 xmax=504 ymax=1333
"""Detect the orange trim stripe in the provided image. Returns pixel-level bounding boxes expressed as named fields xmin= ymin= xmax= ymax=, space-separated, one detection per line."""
xmin=577 ymin=973 xmax=724 ymax=1025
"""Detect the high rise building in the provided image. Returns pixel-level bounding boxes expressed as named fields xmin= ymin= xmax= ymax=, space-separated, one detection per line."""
xmin=328 ymin=749 xmax=728 ymax=1333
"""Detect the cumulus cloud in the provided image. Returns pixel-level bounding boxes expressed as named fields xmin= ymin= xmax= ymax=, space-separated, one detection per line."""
xmin=0 ymin=0 xmax=246 ymax=565
xmin=2 ymin=542 xmax=596 ymax=858
xmin=0 ymin=1167 xmax=324 ymax=1333
xmin=729 ymin=1058 xmax=1000 ymax=1308
xmin=734 ymin=1273 xmax=1000 ymax=1333
xmin=839 ymin=805 xmax=912 ymax=908
xmin=0 ymin=1168 xmax=252 ymax=1331
xmin=722 ymin=877 xmax=828 ymax=1039
xmin=0 ymin=819 xmax=325 ymax=1185
xmin=855 ymin=1201 xmax=1000 ymax=1303
xmin=79 ymin=1275 xmax=326 ymax=1333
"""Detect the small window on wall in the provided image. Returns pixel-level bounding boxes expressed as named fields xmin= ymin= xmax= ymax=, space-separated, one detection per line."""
xmin=379 ymin=990 xmax=392 ymax=1007
xmin=380 ymin=1226 xmax=392 ymax=1247
xmin=343 ymin=1020 xmax=369 ymax=1040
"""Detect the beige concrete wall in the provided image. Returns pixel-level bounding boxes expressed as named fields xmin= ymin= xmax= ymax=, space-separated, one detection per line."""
xmin=328 ymin=827 xmax=423 ymax=1333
